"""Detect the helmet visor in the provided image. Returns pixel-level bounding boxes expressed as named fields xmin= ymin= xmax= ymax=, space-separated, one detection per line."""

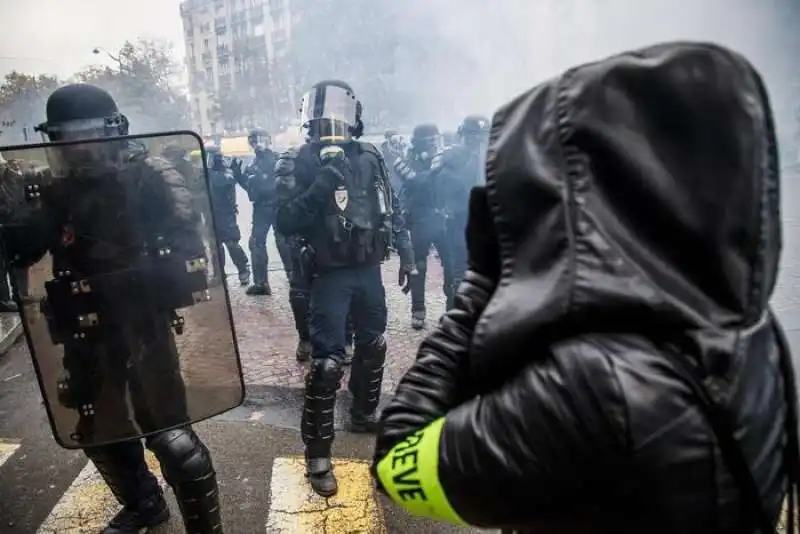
xmin=250 ymin=133 xmax=271 ymax=151
xmin=300 ymin=85 xmax=357 ymax=142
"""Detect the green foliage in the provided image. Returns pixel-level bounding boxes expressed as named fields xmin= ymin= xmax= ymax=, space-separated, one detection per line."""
xmin=0 ymin=39 xmax=190 ymax=144
xmin=0 ymin=72 xmax=59 ymax=143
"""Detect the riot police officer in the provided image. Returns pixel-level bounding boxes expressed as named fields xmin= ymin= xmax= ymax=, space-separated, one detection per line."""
xmin=431 ymin=114 xmax=490 ymax=308
xmin=2 ymin=84 xmax=225 ymax=533
xmin=379 ymin=129 xmax=406 ymax=194
xmin=275 ymin=79 xmax=414 ymax=497
xmin=394 ymin=123 xmax=451 ymax=329
xmin=206 ymin=145 xmax=251 ymax=286
xmin=233 ymin=128 xmax=282 ymax=295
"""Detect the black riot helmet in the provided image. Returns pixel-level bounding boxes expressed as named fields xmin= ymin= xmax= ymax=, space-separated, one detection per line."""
xmin=411 ymin=123 xmax=442 ymax=159
xmin=248 ymin=127 xmax=272 ymax=152
xmin=300 ymin=79 xmax=363 ymax=144
xmin=457 ymin=115 xmax=490 ymax=147
xmin=34 ymin=84 xmax=130 ymax=177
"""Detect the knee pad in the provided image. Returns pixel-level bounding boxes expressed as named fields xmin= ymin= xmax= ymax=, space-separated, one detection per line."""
xmin=147 ymin=428 xmax=214 ymax=486
xmin=306 ymin=358 xmax=343 ymax=392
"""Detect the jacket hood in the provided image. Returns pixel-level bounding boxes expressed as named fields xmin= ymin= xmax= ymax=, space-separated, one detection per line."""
xmin=472 ymin=42 xmax=781 ymax=377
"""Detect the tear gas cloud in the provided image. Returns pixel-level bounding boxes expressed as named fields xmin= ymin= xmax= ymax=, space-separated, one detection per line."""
xmin=323 ymin=0 xmax=797 ymax=145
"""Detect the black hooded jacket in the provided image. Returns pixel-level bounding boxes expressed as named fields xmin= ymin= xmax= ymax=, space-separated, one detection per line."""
xmin=374 ymin=42 xmax=795 ymax=533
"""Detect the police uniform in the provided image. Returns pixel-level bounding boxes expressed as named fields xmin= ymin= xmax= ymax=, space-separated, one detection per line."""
xmin=3 ymin=83 xmax=226 ymax=534
xmin=274 ymin=79 xmax=414 ymax=498
xmin=430 ymin=115 xmax=489 ymax=309
xmin=235 ymin=129 xmax=282 ymax=295
xmin=206 ymin=148 xmax=250 ymax=285
xmin=394 ymin=124 xmax=452 ymax=329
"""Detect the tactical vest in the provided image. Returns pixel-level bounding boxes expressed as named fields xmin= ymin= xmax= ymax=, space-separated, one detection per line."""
xmin=314 ymin=141 xmax=391 ymax=268
xmin=208 ymin=169 xmax=237 ymax=215
xmin=246 ymin=151 xmax=278 ymax=205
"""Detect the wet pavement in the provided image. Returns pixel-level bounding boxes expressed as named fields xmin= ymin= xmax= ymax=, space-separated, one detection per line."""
xmin=0 ymin=341 xmax=488 ymax=533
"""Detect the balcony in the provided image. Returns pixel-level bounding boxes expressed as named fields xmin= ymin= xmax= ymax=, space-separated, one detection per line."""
xmin=202 ymin=51 xmax=213 ymax=63
xmin=217 ymin=45 xmax=230 ymax=58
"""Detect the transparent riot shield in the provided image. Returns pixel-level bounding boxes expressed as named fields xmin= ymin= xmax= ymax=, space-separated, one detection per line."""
xmin=0 ymin=131 xmax=244 ymax=449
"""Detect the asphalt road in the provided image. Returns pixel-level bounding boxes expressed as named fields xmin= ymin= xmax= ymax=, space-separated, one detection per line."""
xmin=4 ymin=169 xmax=800 ymax=533
xmin=0 ymin=340 xmax=491 ymax=533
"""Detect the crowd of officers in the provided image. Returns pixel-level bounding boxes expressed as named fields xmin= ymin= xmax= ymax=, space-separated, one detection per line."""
xmin=0 ymin=78 xmax=490 ymax=531
xmin=175 ymin=80 xmax=490 ymax=496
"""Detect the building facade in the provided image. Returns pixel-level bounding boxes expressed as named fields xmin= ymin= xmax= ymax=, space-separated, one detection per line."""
xmin=180 ymin=0 xmax=296 ymax=135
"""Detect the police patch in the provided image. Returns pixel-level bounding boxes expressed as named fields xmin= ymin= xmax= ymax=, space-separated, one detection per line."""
xmin=334 ymin=188 xmax=348 ymax=211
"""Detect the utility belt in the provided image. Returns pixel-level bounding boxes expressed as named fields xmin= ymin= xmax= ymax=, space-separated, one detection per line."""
xmin=325 ymin=214 xmax=391 ymax=264
xmin=43 ymin=246 xmax=210 ymax=346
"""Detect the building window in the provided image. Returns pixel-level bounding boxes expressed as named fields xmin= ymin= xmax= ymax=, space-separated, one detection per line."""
xmin=205 ymin=67 xmax=214 ymax=80
xmin=219 ymin=61 xmax=230 ymax=74
xmin=203 ymin=39 xmax=209 ymax=51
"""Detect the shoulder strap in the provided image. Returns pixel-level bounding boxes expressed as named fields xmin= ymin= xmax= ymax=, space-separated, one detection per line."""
xmin=660 ymin=330 xmax=794 ymax=534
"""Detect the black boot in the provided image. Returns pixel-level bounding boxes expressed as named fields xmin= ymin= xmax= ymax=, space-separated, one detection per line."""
xmin=104 ymin=492 xmax=170 ymax=533
xmin=147 ymin=429 xmax=224 ymax=533
xmin=246 ymin=281 xmax=272 ymax=295
xmin=302 ymin=358 xmax=343 ymax=496
xmin=411 ymin=310 xmax=425 ymax=330
xmin=84 ymin=442 xmax=171 ymax=534
xmin=348 ymin=336 xmax=386 ymax=434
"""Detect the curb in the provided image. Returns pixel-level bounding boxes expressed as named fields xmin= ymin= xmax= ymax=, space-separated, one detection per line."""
xmin=0 ymin=317 xmax=23 ymax=357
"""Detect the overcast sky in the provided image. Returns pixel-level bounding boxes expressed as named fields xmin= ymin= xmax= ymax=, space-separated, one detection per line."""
xmin=0 ymin=0 xmax=186 ymax=79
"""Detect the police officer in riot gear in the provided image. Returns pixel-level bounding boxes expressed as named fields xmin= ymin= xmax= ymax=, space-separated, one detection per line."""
xmin=394 ymin=123 xmax=452 ymax=329
xmin=274 ymin=157 xmax=355 ymax=362
xmin=275 ymin=79 xmax=414 ymax=497
xmin=379 ymin=129 xmax=406 ymax=193
xmin=431 ymin=114 xmax=490 ymax=308
xmin=233 ymin=128 xmax=282 ymax=295
xmin=3 ymin=83 xmax=225 ymax=533
xmin=206 ymin=145 xmax=251 ymax=286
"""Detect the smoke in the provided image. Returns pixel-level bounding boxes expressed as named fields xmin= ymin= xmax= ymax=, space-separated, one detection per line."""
xmin=304 ymin=0 xmax=797 ymax=142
